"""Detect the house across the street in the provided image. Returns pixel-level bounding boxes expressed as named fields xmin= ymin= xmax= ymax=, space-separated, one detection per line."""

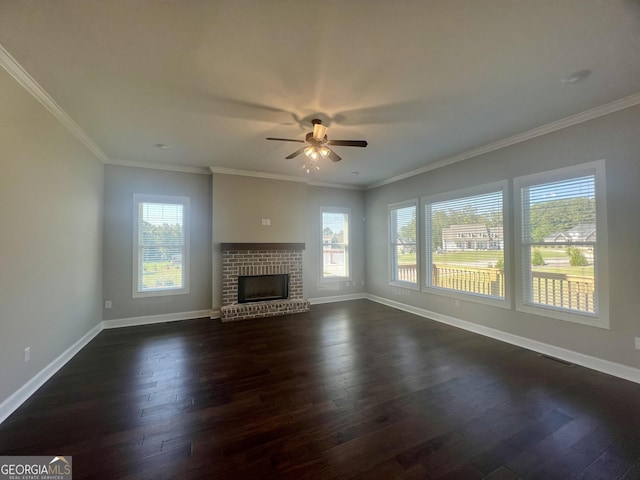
xmin=544 ymin=222 xmax=596 ymax=243
xmin=441 ymin=224 xmax=504 ymax=251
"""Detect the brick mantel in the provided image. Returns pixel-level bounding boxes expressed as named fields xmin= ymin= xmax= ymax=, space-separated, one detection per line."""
xmin=219 ymin=244 xmax=309 ymax=322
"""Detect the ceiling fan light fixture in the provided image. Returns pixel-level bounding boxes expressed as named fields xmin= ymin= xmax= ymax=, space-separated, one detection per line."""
xmin=266 ymin=118 xmax=367 ymax=166
xmin=304 ymin=146 xmax=319 ymax=160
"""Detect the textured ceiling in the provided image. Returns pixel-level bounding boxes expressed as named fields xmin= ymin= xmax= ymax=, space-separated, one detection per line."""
xmin=1 ymin=0 xmax=639 ymax=187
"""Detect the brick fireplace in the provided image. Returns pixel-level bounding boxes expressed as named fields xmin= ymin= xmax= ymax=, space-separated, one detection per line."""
xmin=220 ymin=243 xmax=310 ymax=322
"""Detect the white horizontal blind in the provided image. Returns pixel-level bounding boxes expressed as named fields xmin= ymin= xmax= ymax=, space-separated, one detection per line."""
xmin=521 ymin=174 xmax=597 ymax=314
xmin=426 ymin=190 xmax=504 ymax=298
xmin=138 ymin=202 xmax=185 ymax=292
xmin=390 ymin=203 xmax=417 ymax=285
xmin=322 ymin=209 xmax=349 ymax=278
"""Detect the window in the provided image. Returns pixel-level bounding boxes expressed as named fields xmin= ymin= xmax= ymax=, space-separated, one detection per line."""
xmin=321 ymin=207 xmax=349 ymax=280
xmin=133 ymin=194 xmax=190 ymax=298
xmin=389 ymin=200 xmax=418 ymax=288
xmin=514 ymin=160 xmax=608 ymax=327
xmin=423 ymin=182 xmax=507 ymax=304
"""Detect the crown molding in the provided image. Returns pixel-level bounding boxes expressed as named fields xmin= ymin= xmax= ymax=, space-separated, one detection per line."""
xmin=209 ymin=166 xmax=363 ymax=190
xmin=107 ymin=158 xmax=211 ymax=175
xmin=307 ymin=180 xmax=363 ymax=191
xmin=366 ymin=92 xmax=640 ymax=190
xmin=209 ymin=166 xmax=308 ymax=183
xmin=0 ymin=43 xmax=109 ymax=163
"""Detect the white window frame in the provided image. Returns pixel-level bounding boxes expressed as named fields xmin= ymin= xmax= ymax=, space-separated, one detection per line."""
xmin=421 ymin=181 xmax=509 ymax=308
xmin=320 ymin=206 xmax=351 ymax=282
xmin=389 ymin=199 xmax=420 ymax=290
xmin=514 ymin=160 xmax=609 ymax=328
xmin=133 ymin=194 xmax=190 ymax=298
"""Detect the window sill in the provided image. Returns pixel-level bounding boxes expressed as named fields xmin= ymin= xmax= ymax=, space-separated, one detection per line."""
xmin=133 ymin=288 xmax=190 ymax=299
xmin=517 ymin=303 xmax=609 ymax=329
xmin=389 ymin=280 xmax=420 ymax=291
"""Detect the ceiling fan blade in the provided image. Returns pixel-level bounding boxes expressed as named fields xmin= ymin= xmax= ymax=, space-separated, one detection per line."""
xmin=328 ymin=149 xmax=342 ymax=162
xmin=328 ymin=140 xmax=368 ymax=147
xmin=333 ymin=100 xmax=429 ymax=125
xmin=266 ymin=137 xmax=306 ymax=143
xmin=285 ymin=148 xmax=306 ymax=159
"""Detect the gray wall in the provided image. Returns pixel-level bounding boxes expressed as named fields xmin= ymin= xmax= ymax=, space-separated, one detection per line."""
xmin=304 ymin=185 xmax=366 ymax=300
xmin=365 ymin=105 xmax=640 ymax=369
xmin=103 ymin=165 xmax=212 ymax=320
xmin=211 ymin=174 xmax=366 ymax=309
xmin=0 ymin=68 xmax=103 ymax=405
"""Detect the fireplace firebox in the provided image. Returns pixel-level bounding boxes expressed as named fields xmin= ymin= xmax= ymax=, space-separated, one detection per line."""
xmin=238 ymin=274 xmax=289 ymax=303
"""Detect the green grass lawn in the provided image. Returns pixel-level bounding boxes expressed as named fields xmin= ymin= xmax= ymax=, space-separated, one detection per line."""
xmin=398 ymin=250 xmax=502 ymax=265
xmin=398 ymin=248 xmax=593 ymax=277
xmin=531 ymin=248 xmax=593 ymax=276
xmin=142 ymin=261 xmax=183 ymax=288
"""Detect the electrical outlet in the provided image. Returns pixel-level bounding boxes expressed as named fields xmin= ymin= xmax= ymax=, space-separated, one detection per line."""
xmin=454 ymin=299 xmax=461 ymax=308
xmin=24 ymin=347 xmax=30 ymax=362
xmin=105 ymin=300 xmax=112 ymax=309
xmin=635 ymin=337 xmax=640 ymax=350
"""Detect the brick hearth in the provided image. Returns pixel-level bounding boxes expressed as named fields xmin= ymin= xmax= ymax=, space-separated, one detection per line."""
xmin=220 ymin=243 xmax=310 ymax=322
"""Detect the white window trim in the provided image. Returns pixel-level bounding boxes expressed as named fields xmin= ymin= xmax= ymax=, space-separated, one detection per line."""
xmin=132 ymin=194 xmax=191 ymax=298
xmin=421 ymin=180 xmax=510 ymax=308
xmin=513 ymin=160 xmax=609 ymax=328
xmin=320 ymin=206 xmax=351 ymax=282
xmin=388 ymin=199 xmax=420 ymax=290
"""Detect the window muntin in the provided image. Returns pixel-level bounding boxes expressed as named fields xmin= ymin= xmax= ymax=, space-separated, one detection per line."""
xmin=389 ymin=201 xmax=418 ymax=288
xmin=133 ymin=195 xmax=190 ymax=297
xmin=321 ymin=208 xmax=350 ymax=279
xmin=423 ymin=183 xmax=506 ymax=303
xmin=516 ymin=162 xmax=608 ymax=326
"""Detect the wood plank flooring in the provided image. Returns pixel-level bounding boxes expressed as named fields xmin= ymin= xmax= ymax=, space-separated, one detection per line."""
xmin=1 ymin=300 xmax=640 ymax=479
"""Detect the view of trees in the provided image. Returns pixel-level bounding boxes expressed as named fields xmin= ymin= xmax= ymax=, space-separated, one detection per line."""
xmin=431 ymin=206 xmax=502 ymax=250
xmin=566 ymin=246 xmax=589 ymax=266
xmin=529 ymin=197 xmax=595 ymax=242
xmin=141 ymin=221 xmax=183 ymax=262
xmin=395 ymin=197 xmax=594 ymax=249
xmin=396 ymin=206 xmax=502 ymax=250
xmin=532 ymin=249 xmax=545 ymax=266
xmin=322 ymin=226 xmax=345 ymax=248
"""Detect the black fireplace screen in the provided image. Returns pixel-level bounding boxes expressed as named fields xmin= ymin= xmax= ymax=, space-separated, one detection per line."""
xmin=238 ymin=274 xmax=289 ymax=303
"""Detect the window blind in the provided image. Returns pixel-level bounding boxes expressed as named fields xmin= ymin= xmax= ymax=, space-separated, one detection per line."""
xmin=425 ymin=189 xmax=504 ymax=298
xmin=321 ymin=210 xmax=349 ymax=278
xmin=521 ymin=174 xmax=597 ymax=314
xmin=390 ymin=203 xmax=417 ymax=285
xmin=138 ymin=202 xmax=185 ymax=292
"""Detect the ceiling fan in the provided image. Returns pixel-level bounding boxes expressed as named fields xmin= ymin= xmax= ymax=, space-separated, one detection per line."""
xmin=266 ymin=119 xmax=368 ymax=167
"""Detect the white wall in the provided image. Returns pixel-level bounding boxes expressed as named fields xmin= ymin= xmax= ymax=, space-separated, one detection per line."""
xmin=0 ymin=68 xmax=104 ymax=406
xmin=211 ymin=174 xmax=366 ymax=309
xmin=103 ymin=165 xmax=212 ymax=320
xmin=365 ymin=105 xmax=640 ymax=369
xmin=304 ymin=185 xmax=366 ymax=300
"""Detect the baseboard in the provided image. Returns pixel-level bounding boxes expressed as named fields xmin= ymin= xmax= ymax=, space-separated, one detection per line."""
xmin=102 ymin=309 xmax=214 ymax=329
xmin=0 ymin=322 xmax=103 ymax=425
xmin=366 ymin=294 xmax=640 ymax=385
xmin=308 ymin=293 xmax=367 ymax=305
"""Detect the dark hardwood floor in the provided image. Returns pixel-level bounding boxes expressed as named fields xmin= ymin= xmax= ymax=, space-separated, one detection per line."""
xmin=1 ymin=300 xmax=640 ymax=479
